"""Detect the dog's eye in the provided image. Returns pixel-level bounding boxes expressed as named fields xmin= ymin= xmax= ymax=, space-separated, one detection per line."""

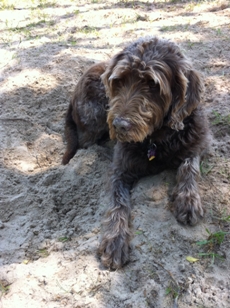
xmin=113 ymin=78 xmax=124 ymax=87
xmin=140 ymin=79 xmax=146 ymax=84
xmin=148 ymin=80 xmax=157 ymax=89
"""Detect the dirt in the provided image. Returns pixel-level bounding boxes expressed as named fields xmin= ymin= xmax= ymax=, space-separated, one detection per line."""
xmin=0 ymin=0 xmax=230 ymax=307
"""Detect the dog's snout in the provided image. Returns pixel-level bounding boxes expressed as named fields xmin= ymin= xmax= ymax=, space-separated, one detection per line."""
xmin=113 ymin=118 xmax=131 ymax=133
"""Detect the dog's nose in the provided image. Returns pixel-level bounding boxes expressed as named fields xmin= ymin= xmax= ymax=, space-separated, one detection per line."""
xmin=113 ymin=118 xmax=131 ymax=133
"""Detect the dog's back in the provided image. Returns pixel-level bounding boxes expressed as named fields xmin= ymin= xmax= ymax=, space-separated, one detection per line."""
xmin=62 ymin=62 xmax=109 ymax=165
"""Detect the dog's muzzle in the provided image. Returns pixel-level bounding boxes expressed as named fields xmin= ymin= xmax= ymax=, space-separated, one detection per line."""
xmin=112 ymin=117 xmax=131 ymax=134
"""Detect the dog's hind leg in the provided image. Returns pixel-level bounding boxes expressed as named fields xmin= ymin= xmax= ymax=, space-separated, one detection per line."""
xmin=171 ymin=156 xmax=204 ymax=225
xmin=62 ymin=103 xmax=79 ymax=165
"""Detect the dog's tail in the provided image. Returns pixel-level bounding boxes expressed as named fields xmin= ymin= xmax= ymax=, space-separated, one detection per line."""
xmin=62 ymin=103 xmax=79 ymax=165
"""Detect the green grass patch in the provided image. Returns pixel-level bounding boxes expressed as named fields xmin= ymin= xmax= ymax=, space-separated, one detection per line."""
xmin=165 ymin=280 xmax=180 ymax=305
xmin=58 ymin=236 xmax=70 ymax=242
xmin=135 ymin=229 xmax=144 ymax=235
xmin=197 ymin=228 xmax=227 ymax=246
xmin=200 ymin=160 xmax=214 ymax=176
xmin=196 ymin=228 xmax=227 ymax=264
xmin=37 ymin=0 xmax=57 ymax=8
xmin=38 ymin=248 xmax=49 ymax=258
xmin=0 ymin=280 xmax=10 ymax=298
xmin=211 ymin=111 xmax=230 ymax=126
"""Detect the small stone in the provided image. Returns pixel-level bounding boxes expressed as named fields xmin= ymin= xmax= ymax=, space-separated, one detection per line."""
xmin=0 ymin=221 xmax=5 ymax=229
xmin=178 ymin=263 xmax=186 ymax=272
xmin=187 ymin=277 xmax=194 ymax=284
xmin=84 ymin=232 xmax=95 ymax=240
xmin=38 ymin=241 xmax=48 ymax=250
xmin=92 ymin=227 xmax=100 ymax=234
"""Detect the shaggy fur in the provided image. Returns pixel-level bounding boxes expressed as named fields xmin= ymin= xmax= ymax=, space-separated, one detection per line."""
xmin=62 ymin=36 xmax=210 ymax=270
xmin=62 ymin=62 xmax=109 ymax=165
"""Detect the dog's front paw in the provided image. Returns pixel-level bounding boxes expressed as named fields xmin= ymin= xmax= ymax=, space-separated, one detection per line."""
xmin=98 ymin=234 xmax=130 ymax=269
xmin=173 ymin=191 xmax=204 ymax=225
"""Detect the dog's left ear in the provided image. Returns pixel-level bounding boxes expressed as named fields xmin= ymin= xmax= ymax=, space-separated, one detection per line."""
xmin=168 ymin=69 xmax=203 ymax=131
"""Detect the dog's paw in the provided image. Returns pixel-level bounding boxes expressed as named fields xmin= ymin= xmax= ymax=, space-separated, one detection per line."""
xmin=173 ymin=191 xmax=204 ymax=225
xmin=98 ymin=235 xmax=130 ymax=270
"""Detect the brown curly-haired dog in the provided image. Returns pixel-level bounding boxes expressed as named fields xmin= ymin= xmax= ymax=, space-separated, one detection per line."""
xmin=62 ymin=37 xmax=210 ymax=270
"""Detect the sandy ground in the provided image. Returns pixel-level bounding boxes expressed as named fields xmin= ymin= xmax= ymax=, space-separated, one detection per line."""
xmin=0 ymin=0 xmax=230 ymax=307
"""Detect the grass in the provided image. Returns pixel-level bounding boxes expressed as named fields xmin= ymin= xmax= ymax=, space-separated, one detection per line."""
xmin=165 ymin=283 xmax=179 ymax=298
xmin=200 ymin=160 xmax=214 ymax=176
xmin=211 ymin=111 xmax=230 ymax=126
xmin=31 ymin=9 xmax=49 ymax=22
xmin=160 ymin=23 xmax=190 ymax=32
xmin=0 ymin=0 xmax=14 ymax=10
xmin=135 ymin=230 xmax=144 ymax=235
xmin=187 ymin=40 xmax=195 ymax=48
xmin=0 ymin=0 xmax=66 ymax=46
xmin=37 ymin=0 xmax=57 ymax=8
xmin=219 ymin=214 xmax=230 ymax=222
xmin=165 ymin=281 xmax=180 ymax=307
xmin=69 ymin=40 xmax=77 ymax=46
xmin=121 ymin=15 xmax=136 ymax=25
xmin=185 ymin=2 xmax=202 ymax=12
xmin=197 ymin=229 xmax=227 ymax=246
xmin=212 ymin=208 xmax=230 ymax=223
xmin=196 ymin=228 xmax=227 ymax=264
xmin=38 ymin=248 xmax=49 ymax=258
xmin=198 ymin=252 xmax=225 ymax=263
xmin=74 ymin=9 xmax=80 ymax=15
xmin=58 ymin=236 xmax=70 ymax=242
xmin=1 ymin=4 xmax=56 ymax=43
xmin=160 ymin=25 xmax=175 ymax=32
xmin=78 ymin=25 xmax=98 ymax=34
xmin=0 ymin=280 xmax=10 ymax=298
xmin=216 ymin=28 xmax=222 ymax=36
xmin=9 ymin=20 xmax=46 ymax=33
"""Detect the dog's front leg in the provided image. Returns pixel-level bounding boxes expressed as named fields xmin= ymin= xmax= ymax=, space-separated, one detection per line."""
xmin=99 ymin=176 xmax=132 ymax=269
xmin=172 ymin=156 xmax=204 ymax=225
xmin=98 ymin=143 xmax=143 ymax=269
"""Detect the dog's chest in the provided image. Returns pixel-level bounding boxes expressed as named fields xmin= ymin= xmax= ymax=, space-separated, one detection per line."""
xmin=140 ymin=127 xmax=182 ymax=163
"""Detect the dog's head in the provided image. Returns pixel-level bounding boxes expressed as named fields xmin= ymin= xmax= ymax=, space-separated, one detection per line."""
xmin=101 ymin=37 xmax=203 ymax=143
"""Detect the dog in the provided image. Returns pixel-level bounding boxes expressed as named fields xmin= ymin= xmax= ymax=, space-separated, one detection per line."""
xmin=62 ymin=37 xmax=210 ymax=270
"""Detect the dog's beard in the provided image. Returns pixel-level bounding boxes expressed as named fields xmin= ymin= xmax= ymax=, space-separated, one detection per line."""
xmin=108 ymin=118 xmax=150 ymax=143
xmin=107 ymin=96 xmax=164 ymax=143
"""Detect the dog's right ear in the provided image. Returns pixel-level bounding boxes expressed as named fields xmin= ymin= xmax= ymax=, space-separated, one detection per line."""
xmin=167 ymin=68 xmax=203 ymax=131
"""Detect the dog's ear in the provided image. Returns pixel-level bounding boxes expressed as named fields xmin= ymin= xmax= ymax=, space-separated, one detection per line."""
xmin=101 ymin=53 xmax=129 ymax=98
xmin=168 ymin=69 xmax=203 ymax=131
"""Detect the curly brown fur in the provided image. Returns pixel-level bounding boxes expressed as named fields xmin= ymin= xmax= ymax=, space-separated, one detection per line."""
xmin=62 ymin=62 xmax=109 ymax=165
xmin=98 ymin=36 xmax=211 ymax=269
